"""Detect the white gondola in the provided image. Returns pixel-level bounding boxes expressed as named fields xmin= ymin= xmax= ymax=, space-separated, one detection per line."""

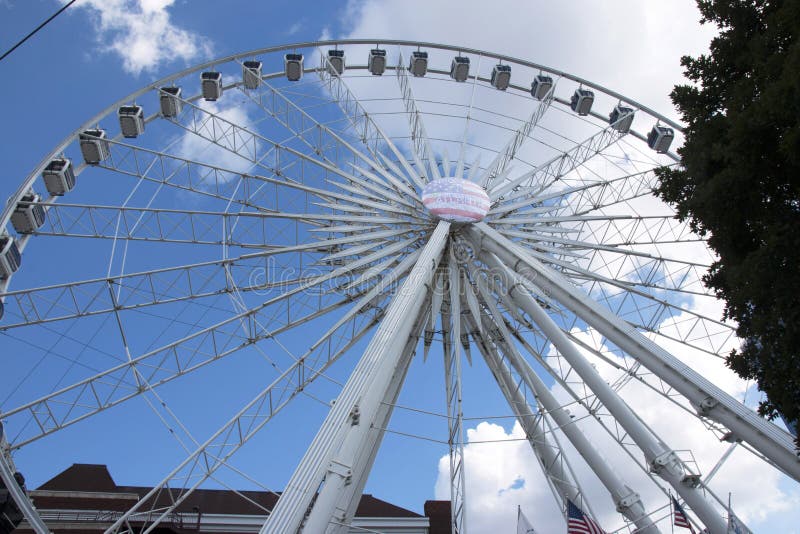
xmin=242 ymin=60 xmax=262 ymax=89
xmin=327 ymin=49 xmax=345 ymax=75
xmin=368 ymin=48 xmax=387 ymax=75
xmin=409 ymin=51 xmax=428 ymax=77
xmin=530 ymin=74 xmax=553 ymax=100
xmin=284 ymin=53 xmax=304 ymax=81
xmin=647 ymin=125 xmax=675 ymax=153
xmin=450 ymin=56 xmax=470 ymax=82
xmin=570 ymin=88 xmax=594 ymax=116
xmin=201 ymin=71 xmax=223 ymax=101
xmin=118 ymin=105 xmax=145 ymax=138
xmin=0 ymin=235 xmax=21 ymax=280
xmin=42 ymin=158 xmax=75 ymax=196
xmin=159 ymin=86 xmax=183 ymax=118
xmin=609 ymin=104 xmax=635 ymax=133
xmin=491 ymin=64 xmax=511 ymax=91
xmin=10 ymin=192 xmax=45 ymax=234
xmin=79 ymin=129 xmax=110 ymax=164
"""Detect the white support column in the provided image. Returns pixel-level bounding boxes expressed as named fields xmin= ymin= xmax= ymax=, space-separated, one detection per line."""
xmin=467 ymin=222 xmax=799 ymax=481
xmin=443 ymin=247 xmax=467 ymax=534
xmin=327 ymin=309 xmax=432 ymax=534
xmin=467 ymin=313 xmax=583 ymax=515
xmin=262 ymin=221 xmax=450 ymax=533
xmin=469 ymin=270 xmax=659 ymax=533
xmin=472 ymin=246 xmax=727 ymax=533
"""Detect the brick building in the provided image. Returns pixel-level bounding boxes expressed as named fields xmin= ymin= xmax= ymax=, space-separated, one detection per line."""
xmin=4 ymin=464 xmax=451 ymax=533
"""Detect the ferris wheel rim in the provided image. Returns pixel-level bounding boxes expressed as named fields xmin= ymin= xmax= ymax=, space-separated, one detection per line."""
xmin=1 ymin=38 xmax=684 ymax=230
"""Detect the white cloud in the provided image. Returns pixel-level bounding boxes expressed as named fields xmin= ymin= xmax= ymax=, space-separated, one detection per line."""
xmin=287 ymin=20 xmax=304 ymax=36
xmin=337 ymin=0 xmax=716 ymax=122
xmin=66 ymin=0 xmax=212 ymax=75
xmin=434 ymin=421 xmax=565 ymax=533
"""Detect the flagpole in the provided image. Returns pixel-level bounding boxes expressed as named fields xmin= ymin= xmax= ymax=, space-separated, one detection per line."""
xmin=670 ymin=492 xmax=675 ymax=534
xmin=727 ymin=493 xmax=732 ymax=532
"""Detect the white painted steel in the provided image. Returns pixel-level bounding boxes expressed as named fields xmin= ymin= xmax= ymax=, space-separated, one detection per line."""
xmin=262 ymin=221 xmax=449 ymax=533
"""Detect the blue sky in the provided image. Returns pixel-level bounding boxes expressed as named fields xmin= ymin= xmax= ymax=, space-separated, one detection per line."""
xmin=1 ymin=1 xmax=799 ymax=533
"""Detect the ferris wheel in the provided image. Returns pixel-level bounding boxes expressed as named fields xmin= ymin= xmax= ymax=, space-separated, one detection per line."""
xmin=0 ymin=39 xmax=797 ymax=534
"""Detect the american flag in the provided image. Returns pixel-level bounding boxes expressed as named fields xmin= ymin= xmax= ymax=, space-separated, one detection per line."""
xmin=566 ymin=499 xmax=607 ymax=534
xmin=421 ymin=178 xmax=490 ymax=223
xmin=672 ymin=496 xmax=696 ymax=532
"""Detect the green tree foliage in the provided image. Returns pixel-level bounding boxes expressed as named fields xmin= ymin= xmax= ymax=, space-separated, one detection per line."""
xmin=655 ymin=0 xmax=800 ymax=435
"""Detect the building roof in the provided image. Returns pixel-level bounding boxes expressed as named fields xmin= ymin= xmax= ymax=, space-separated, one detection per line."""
xmin=35 ymin=464 xmax=423 ymax=519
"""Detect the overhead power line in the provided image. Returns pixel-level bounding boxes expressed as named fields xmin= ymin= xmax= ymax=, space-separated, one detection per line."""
xmin=0 ymin=0 xmax=78 ymax=63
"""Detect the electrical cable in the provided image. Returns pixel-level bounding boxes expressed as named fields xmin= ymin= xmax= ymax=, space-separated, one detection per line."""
xmin=0 ymin=0 xmax=78 ymax=63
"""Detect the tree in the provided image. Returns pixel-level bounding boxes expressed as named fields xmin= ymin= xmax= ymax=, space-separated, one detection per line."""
xmin=655 ymin=0 xmax=800 ymax=439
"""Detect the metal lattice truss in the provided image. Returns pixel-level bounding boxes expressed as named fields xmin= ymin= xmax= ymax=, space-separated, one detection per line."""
xmin=1 ymin=40 xmax=797 ymax=534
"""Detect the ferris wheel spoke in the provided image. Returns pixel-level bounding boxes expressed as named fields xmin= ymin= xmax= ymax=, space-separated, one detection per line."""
xmin=235 ymin=76 xmax=424 ymax=208
xmin=2 ymin=287 xmax=355 ymax=450
xmin=541 ymin=255 xmax=736 ymax=356
xmin=95 ymin=136 xmax=418 ymax=221
xmin=466 ymin=314 xmax=583 ymax=521
xmin=2 ymin=243 xmax=401 ymax=449
xmin=452 ymin=54 xmax=482 ymax=182
xmin=496 ymin=213 xmax=701 ymax=250
xmin=330 ymin=168 xmax=420 ymax=211
xmin=343 ymin=160 xmax=426 ymax=216
xmin=496 ymin=226 xmax=710 ymax=285
xmin=488 ymin=119 xmax=626 ymax=205
xmin=0 ymin=252 xmax=370 ymax=331
xmin=496 ymin=233 xmax=733 ymax=348
xmin=395 ymin=52 xmax=441 ymax=182
xmin=571 ymin=214 xmax=704 ymax=248
xmin=315 ymin=50 xmax=425 ymax=194
xmin=29 ymin=201 xmax=417 ymax=245
xmin=93 ymin=137 xmax=273 ymax=208
xmin=164 ymin=94 xmax=410 ymax=204
xmin=479 ymin=81 xmax=557 ymax=188
xmin=104 ymin=295 xmax=387 ymax=534
xmin=523 ymin=168 xmax=666 ymax=221
xmin=326 ymin=176 xmax=426 ymax=220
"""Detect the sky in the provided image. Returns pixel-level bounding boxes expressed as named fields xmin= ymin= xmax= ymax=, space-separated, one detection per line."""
xmin=0 ymin=1 xmax=798 ymax=533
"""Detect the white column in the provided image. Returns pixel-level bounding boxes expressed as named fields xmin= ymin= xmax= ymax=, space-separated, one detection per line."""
xmin=262 ymin=221 xmax=450 ymax=533
xmin=470 ymin=273 xmax=659 ymax=533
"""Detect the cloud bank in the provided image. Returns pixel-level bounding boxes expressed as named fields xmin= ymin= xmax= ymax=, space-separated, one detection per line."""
xmin=65 ymin=0 xmax=211 ymax=75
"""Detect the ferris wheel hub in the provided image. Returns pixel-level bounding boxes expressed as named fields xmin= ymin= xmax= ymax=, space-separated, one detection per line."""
xmin=420 ymin=177 xmax=490 ymax=223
